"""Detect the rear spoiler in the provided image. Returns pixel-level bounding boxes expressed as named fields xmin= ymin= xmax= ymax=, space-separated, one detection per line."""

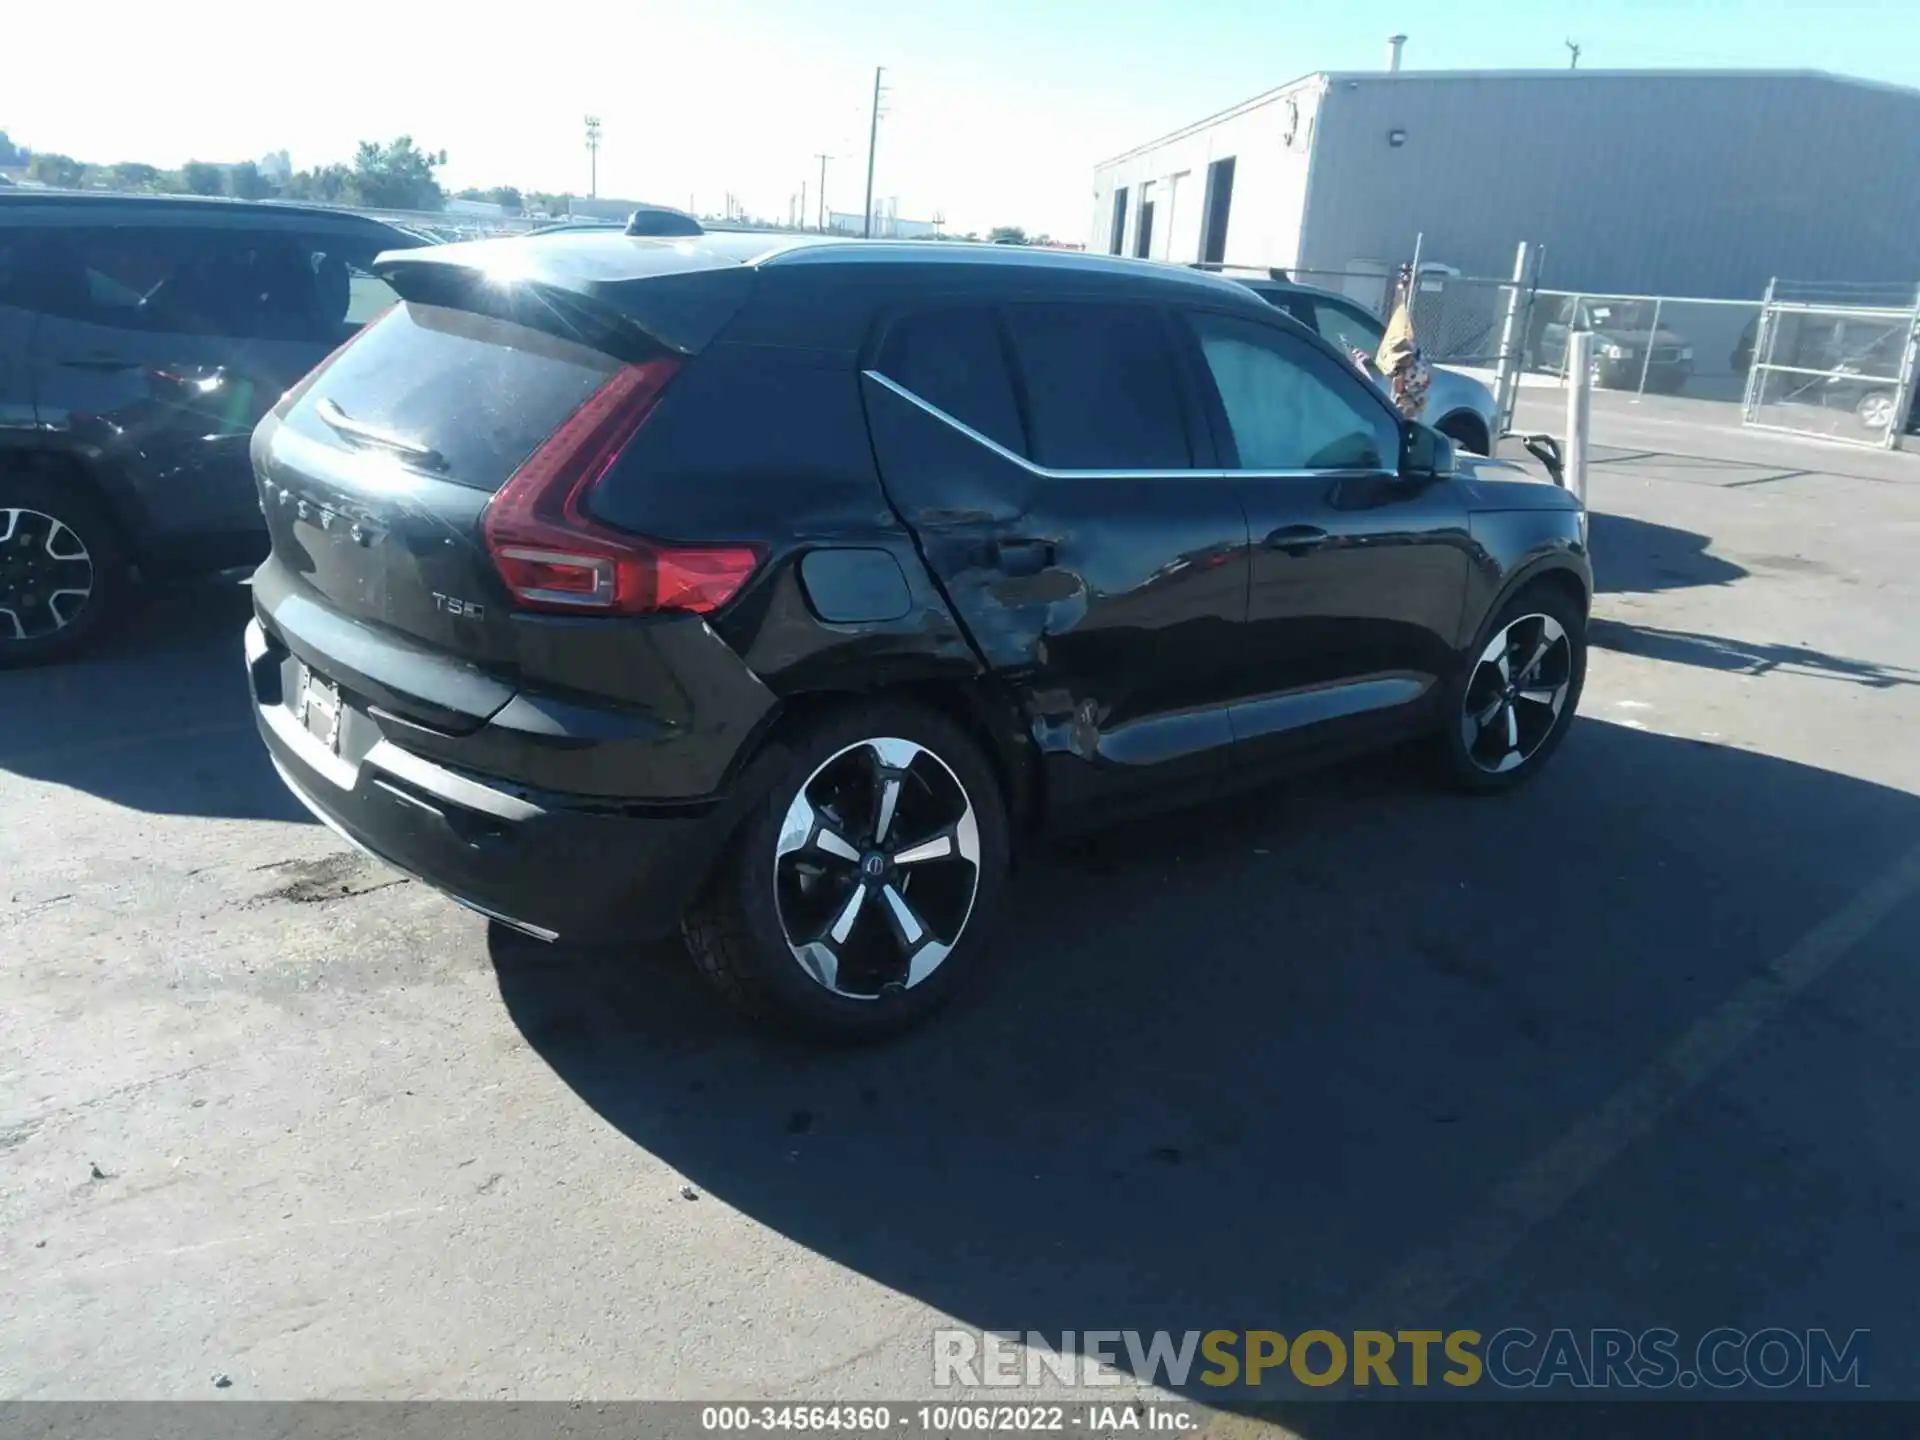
xmin=371 ymin=238 xmax=752 ymax=357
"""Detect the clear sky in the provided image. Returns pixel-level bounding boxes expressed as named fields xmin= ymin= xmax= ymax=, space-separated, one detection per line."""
xmin=8 ymin=0 xmax=1916 ymax=238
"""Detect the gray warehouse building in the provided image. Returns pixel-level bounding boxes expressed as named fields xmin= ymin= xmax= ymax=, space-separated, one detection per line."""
xmin=1091 ymin=66 xmax=1920 ymax=301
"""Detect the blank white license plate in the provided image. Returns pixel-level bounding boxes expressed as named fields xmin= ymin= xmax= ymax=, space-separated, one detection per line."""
xmin=292 ymin=664 xmax=343 ymax=755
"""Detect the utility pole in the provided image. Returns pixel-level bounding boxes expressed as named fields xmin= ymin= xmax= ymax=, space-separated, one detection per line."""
xmin=584 ymin=115 xmax=602 ymax=198
xmin=862 ymin=67 xmax=884 ymax=238
xmin=814 ymin=153 xmax=831 ymax=231
xmin=1565 ymin=39 xmax=1581 ymax=70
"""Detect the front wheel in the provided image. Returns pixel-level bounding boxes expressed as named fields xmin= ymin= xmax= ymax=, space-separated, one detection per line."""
xmin=0 ymin=474 xmax=122 ymax=667
xmin=1433 ymin=585 xmax=1587 ymax=793
xmin=683 ymin=702 xmax=1011 ymax=1039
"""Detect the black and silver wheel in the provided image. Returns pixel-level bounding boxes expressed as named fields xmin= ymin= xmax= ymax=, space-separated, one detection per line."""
xmin=1435 ymin=586 xmax=1586 ymax=792
xmin=684 ymin=703 xmax=1010 ymax=1037
xmin=0 ymin=476 xmax=121 ymax=667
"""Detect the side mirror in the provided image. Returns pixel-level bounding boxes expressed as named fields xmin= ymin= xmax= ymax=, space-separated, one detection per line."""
xmin=1400 ymin=420 xmax=1456 ymax=481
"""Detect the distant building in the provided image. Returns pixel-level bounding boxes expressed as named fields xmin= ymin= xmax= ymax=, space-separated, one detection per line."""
xmin=827 ymin=203 xmax=938 ymax=239
xmin=446 ymin=197 xmax=510 ymax=219
xmin=1092 ymin=66 xmax=1920 ymax=299
xmin=566 ymin=196 xmax=653 ymax=223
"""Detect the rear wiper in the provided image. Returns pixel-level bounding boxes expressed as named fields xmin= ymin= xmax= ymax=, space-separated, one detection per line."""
xmin=316 ymin=398 xmax=448 ymax=472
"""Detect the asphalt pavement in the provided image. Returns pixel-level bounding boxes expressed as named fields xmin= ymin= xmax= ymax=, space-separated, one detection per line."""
xmin=3 ymin=409 xmax=1918 ymax=1429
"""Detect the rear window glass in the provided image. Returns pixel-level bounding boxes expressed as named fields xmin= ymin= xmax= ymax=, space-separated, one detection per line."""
xmin=875 ymin=307 xmax=1026 ymax=454
xmin=285 ymin=301 xmax=619 ymax=491
xmin=1006 ymin=303 xmax=1192 ymax=469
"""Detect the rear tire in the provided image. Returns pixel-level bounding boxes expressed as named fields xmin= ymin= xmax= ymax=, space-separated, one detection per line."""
xmin=1433 ymin=583 xmax=1586 ymax=794
xmin=0 ymin=472 xmax=123 ymax=667
xmin=683 ymin=700 xmax=1011 ymax=1039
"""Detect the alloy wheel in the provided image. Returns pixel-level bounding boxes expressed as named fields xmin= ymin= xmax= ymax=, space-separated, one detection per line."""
xmin=1460 ymin=613 xmax=1574 ymax=775
xmin=0 ymin=508 xmax=95 ymax=642
xmin=773 ymin=736 xmax=982 ymax=999
xmin=1858 ymin=391 xmax=1897 ymax=431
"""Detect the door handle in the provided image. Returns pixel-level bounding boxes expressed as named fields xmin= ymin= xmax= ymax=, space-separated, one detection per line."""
xmin=1264 ymin=523 xmax=1330 ymax=555
xmin=60 ymin=355 xmax=142 ymax=372
xmin=993 ymin=538 xmax=1055 ymax=577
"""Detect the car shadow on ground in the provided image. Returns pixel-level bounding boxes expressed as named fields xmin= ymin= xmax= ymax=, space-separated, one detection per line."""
xmin=1587 ymin=512 xmax=1748 ymax=595
xmin=1590 ymin=619 xmax=1920 ymax=689
xmin=0 ymin=575 xmax=308 ymax=822
xmin=490 ymin=718 xmax=1920 ymax=1413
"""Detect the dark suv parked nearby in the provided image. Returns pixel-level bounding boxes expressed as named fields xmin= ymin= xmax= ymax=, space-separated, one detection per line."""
xmin=247 ymin=233 xmax=1590 ymax=1037
xmin=0 ymin=192 xmax=421 ymax=662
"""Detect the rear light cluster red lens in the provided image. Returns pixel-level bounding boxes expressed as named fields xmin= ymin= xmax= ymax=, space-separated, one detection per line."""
xmin=481 ymin=358 xmax=763 ymax=617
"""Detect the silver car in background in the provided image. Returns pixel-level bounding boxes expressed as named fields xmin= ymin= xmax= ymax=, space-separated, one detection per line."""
xmin=1220 ymin=273 xmax=1501 ymax=455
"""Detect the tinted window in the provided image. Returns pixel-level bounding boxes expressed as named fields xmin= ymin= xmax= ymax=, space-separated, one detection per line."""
xmin=1188 ymin=311 xmax=1396 ymax=471
xmin=1007 ymin=303 xmax=1191 ymax=469
xmin=876 ymin=307 xmax=1026 ymax=454
xmin=40 ymin=227 xmax=325 ymax=341
xmin=301 ymin=230 xmax=412 ymax=336
xmin=283 ymin=301 xmax=620 ymax=492
xmin=1311 ymin=298 xmax=1385 ymax=362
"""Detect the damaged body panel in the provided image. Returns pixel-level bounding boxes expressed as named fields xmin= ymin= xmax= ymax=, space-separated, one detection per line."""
xmin=861 ymin=368 xmax=1250 ymax=823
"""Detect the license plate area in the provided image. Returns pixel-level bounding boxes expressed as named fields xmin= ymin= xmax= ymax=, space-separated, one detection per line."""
xmin=292 ymin=663 xmax=344 ymax=756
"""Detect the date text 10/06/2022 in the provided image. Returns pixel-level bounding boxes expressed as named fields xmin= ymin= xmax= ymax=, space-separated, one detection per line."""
xmin=701 ymin=1406 xmax=1196 ymax=1432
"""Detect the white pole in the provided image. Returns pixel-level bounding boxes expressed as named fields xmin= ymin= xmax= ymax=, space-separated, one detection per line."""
xmin=1566 ymin=330 xmax=1593 ymax=505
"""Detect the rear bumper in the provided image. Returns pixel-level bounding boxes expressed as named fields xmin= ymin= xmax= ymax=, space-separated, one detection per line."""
xmin=247 ymin=618 xmax=735 ymax=942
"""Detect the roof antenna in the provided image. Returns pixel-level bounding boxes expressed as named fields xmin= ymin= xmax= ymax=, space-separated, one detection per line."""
xmin=1565 ymin=38 xmax=1581 ymax=70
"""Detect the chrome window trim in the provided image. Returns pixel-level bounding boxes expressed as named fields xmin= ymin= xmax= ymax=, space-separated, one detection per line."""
xmin=862 ymin=368 xmax=1392 ymax=485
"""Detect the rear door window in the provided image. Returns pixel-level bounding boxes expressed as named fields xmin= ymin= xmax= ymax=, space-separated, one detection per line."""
xmin=874 ymin=306 xmax=1027 ymax=454
xmin=283 ymin=301 xmax=620 ymax=492
xmin=1005 ymin=303 xmax=1192 ymax=469
xmin=56 ymin=227 xmax=324 ymax=341
xmin=1187 ymin=310 xmax=1397 ymax=471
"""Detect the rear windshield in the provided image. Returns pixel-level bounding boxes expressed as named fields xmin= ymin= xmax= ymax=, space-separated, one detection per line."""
xmin=284 ymin=301 xmax=621 ymax=491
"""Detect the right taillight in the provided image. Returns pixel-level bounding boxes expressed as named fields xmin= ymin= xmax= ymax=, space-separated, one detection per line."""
xmin=481 ymin=357 xmax=762 ymax=617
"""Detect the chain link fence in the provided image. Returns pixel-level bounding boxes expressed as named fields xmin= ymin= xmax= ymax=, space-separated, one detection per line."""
xmin=1741 ymin=282 xmax=1920 ymax=448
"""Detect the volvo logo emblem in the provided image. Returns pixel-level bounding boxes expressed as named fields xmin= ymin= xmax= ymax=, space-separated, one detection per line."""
xmin=863 ymin=854 xmax=886 ymax=880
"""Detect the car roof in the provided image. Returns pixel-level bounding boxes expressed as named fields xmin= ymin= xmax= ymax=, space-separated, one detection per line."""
xmin=0 ymin=189 xmax=416 ymax=238
xmin=437 ymin=228 xmax=1272 ymax=310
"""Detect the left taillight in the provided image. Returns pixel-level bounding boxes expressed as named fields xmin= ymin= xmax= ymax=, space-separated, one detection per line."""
xmin=481 ymin=357 xmax=763 ymax=616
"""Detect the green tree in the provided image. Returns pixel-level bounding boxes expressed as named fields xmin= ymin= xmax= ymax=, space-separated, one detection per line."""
xmin=527 ymin=190 xmax=573 ymax=218
xmin=286 ymin=163 xmax=355 ymax=204
xmin=487 ymin=185 xmax=523 ymax=214
xmin=987 ymin=225 xmax=1029 ymax=246
xmin=350 ymin=136 xmax=445 ymax=211
xmin=227 ymin=160 xmax=272 ymax=199
xmin=28 ymin=153 xmax=84 ymax=188
xmin=0 ymin=131 xmax=26 ymax=166
xmin=108 ymin=162 xmax=161 ymax=192
xmin=179 ymin=160 xmax=224 ymax=195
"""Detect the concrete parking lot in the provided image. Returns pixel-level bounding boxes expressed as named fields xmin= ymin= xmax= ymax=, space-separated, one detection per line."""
xmin=3 ymin=406 xmax=1918 ymax=1422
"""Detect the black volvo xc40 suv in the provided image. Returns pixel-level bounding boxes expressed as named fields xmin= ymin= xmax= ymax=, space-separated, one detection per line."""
xmin=247 ymin=231 xmax=1590 ymax=1037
